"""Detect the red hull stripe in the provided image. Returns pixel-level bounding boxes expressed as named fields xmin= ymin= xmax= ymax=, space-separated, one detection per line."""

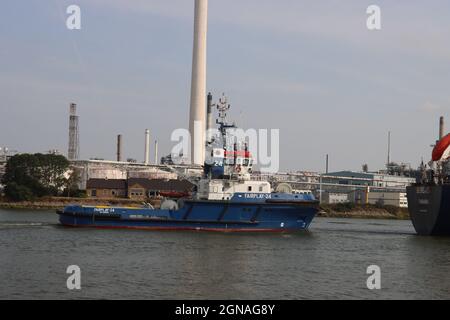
xmin=60 ymin=223 xmax=301 ymax=233
xmin=432 ymin=133 xmax=450 ymax=161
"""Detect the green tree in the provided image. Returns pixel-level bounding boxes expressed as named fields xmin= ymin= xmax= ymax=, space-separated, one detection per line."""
xmin=3 ymin=182 xmax=34 ymax=201
xmin=1 ymin=153 xmax=70 ymax=201
xmin=64 ymin=167 xmax=82 ymax=197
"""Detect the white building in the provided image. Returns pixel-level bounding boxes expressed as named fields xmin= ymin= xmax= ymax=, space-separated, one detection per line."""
xmin=368 ymin=191 xmax=408 ymax=208
xmin=323 ymin=171 xmax=415 ymax=189
xmin=322 ymin=192 xmax=349 ymax=204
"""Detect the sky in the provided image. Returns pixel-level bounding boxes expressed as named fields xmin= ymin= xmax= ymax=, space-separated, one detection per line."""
xmin=0 ymin=0 xmax=449 ymax=172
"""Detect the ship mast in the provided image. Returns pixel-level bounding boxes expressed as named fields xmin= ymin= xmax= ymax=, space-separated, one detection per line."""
xmin=215 ymin=94 xmax=235 ymax=149
xmin=430 ymin=116 xmax=449 ymax=185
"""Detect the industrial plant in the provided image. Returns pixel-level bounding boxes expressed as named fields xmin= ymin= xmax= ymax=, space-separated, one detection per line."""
xmin=3 ymin=0 xmax=450 ymax=303
xmin=0 ymin=0 xmax=441 ymax=210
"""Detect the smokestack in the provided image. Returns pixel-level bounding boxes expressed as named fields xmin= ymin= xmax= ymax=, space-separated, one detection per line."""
xmin=439 ymin=116 xmax=444 ymax=140
xmin=144 ymin=129 xmax=150 ymax=165
xmin=68 ymin=103 xmax=80 ymax=160
xmin=154 ymin=140 xmax=159 ymax=165
xmin=206 ymin=92 xmax=214 ymax=142
xmin=326 ymin=154 xmax=329 ymax=174
xmin=387 ymin=131 xmax=391 ymax=166
xmin=117 ymin=134 xmax=122 ymax=162
xmin=189 ymin=0 xmax=208 ymax=165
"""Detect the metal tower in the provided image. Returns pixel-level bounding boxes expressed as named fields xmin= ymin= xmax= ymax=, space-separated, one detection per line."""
xmin=68 ymin=103 xmax=80 ymax=160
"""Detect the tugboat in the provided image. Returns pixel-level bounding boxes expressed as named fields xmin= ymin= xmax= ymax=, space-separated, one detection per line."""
xmin=57 ymin=95 xmax=319 ymax=232
xmin=406 ymin=117 xmax=450 ymax=236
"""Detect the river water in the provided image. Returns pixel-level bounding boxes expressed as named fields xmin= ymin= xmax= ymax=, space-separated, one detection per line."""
xmin=0 ymin=208 xmax=449 ymax=300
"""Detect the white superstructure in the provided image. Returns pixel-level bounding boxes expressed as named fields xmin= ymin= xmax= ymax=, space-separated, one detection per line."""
xmin=196 ymin=148 xmax=271 ymax=200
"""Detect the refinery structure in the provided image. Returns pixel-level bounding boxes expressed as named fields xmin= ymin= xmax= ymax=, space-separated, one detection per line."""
xmin=0 ymin=0 xmax=440 ymax=209
xmin=59 ymin=87 xmax=418 ymax=207
xmin=66 ymin=0 xmax=210 ymax=189
xmin=67 ymin=103 xmax=79 ymax=161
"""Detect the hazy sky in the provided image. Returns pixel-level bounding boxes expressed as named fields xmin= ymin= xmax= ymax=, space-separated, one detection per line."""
xmin=1 ymin=0 xmax=449 ymax=172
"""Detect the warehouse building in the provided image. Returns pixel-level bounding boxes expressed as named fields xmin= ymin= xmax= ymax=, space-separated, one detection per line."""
xmin=127 ymin=178 xmax=194 ymax=200
xmin=86 ymin=179 xmax=127 ymax=198
xmin=322 ymin=192 xmax=349 ymax=204
xmin=368 ymin=191 xmax=408 ymax=208
xmin=323 ymin=171 xmax=415 ymax=189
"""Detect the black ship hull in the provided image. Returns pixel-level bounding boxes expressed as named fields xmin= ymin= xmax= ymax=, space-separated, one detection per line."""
xmin=406 ymin=185 xmax=450 ymax=236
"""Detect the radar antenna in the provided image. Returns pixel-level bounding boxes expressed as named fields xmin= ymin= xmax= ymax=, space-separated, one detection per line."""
xmin=215 ymin=93 xmax=236 ymax=149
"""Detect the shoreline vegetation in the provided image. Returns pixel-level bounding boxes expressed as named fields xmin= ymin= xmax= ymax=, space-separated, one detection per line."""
xmin=319 ymin=203 xmax=410 ymax=220
xmin=0 ymin=197 xmax=410 ymax=220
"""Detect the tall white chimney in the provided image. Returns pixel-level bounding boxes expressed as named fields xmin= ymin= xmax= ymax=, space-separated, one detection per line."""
xmin=189 ymin=0 xmax=208 ymax=165
xmin=154 ymin=140 xmax=159 ymax=165
xmin=144 ymin=129 xmax=150 ymax=165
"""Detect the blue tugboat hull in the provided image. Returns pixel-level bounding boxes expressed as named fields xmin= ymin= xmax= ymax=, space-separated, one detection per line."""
xmin=57 ymin=194 xmax=318 ymax=233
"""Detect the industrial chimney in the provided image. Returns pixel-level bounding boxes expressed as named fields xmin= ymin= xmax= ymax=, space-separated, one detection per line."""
xmin=68 ymin=103 xmax=80 ymax=160
xmin=206 ymin=92 xmax=214 ymax=142
xmin=189 ymin=0 xmax=208 ymax=165
xmin=117 ymin=134 xmax=122 ymax=162
xmin=439 ymin=116 xmax=445 ymax=140
xmin=154 ymin=140 xmax=159 ymax=165
xmin=144 ymin=129 xmax=150 ymax=165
